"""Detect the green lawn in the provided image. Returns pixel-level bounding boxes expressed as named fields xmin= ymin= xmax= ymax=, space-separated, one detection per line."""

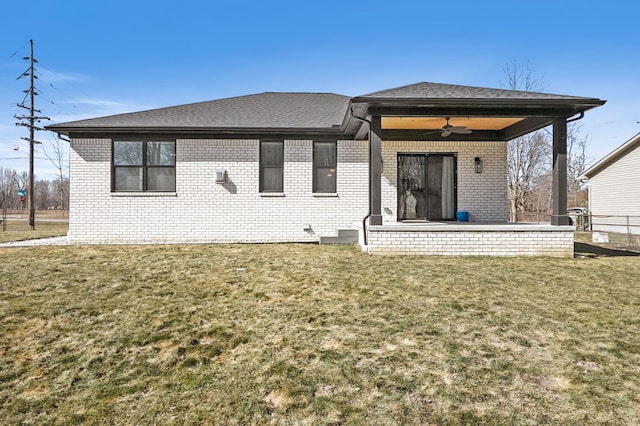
xmin=1 ymin=243 xmax=639 ymax=424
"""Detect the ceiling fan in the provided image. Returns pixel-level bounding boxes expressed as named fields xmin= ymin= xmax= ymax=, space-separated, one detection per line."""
xmin=439 ymin=117 xmax=472 ymax=137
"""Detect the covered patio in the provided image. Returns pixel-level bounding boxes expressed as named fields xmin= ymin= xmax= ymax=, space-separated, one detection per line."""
xmin=349 ymin=83 xmax=605 ymax=256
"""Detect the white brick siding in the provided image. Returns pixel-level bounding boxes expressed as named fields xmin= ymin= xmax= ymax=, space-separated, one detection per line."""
xmin=366 ymin=226 xmax=574 ymax=257
xmin=381 ymin=141 xmax=508 ymax=223
xmin=68 ymin=138 xmax=509 ymax=244
xmin=69 ymin=138 xmax=369 ymax=243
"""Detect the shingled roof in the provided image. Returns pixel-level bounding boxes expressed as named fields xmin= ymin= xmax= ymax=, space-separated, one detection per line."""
xmin=355 ymin=82 xmax=594 ymax=101
xmin=47 ymin=82 xmax=605 ymax=140
xmin=48 ymin=92 xmax=350 ymax=131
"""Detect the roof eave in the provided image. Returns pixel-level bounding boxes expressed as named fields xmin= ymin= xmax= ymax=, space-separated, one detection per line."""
xmin=347 ymin=98 xmax=606 ymax=123
xmin=579 ymin=132 xmax=640 ymax=179
xmin=351 ymin=96 xmax=605 ymax=108
xmin=46 ymin=125 xmax=352 ymax=139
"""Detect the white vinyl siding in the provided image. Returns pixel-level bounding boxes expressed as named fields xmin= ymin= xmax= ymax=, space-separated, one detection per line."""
xmin=588 ymin=143 xmax=640 ymax=235
xmin=589 ymin=143 xmax=640 ymax=215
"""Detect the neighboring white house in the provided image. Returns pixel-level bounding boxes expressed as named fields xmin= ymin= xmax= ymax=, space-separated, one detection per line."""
xmin=579 ymin=132 xmax=640 ymax=235
xmin=47 ymin=82 xmax=605 ymax=256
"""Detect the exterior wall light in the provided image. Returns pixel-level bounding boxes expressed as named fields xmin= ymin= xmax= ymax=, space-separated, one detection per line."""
xmin=216 ymin=169 xmax=227 ymax=183
xmin=474 ymin=157 xmax=483 ymax=174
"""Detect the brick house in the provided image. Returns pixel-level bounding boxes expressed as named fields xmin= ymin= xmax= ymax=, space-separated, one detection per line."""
xmin=47 ymin=82 xmax=604 ymax=256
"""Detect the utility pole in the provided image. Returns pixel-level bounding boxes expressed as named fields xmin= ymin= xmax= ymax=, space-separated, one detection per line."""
xmin=15 ymin=39 xmax=49 ymax=230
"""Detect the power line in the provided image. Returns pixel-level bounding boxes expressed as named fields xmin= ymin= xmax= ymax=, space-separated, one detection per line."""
xmin=36 ymin=63 xmax=88 ymax=103
xmin=0 ymin=157 xmax=47 ymax=161
xmin=0 ymin=157 xmax=37 ymax=161
xmin=20 ymin=62 xmax=86 ymax=120
xmin=10 ymin=40 xmax=30 ymax=57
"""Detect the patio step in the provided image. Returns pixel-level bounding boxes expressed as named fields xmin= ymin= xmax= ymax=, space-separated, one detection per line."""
xmin=319 ymin=228 xmax=359 ymax=245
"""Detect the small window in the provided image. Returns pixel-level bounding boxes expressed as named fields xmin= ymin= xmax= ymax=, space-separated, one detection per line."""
xmin=113 ymin=141 xmax=176 ymax=192
xmin=260 ymin=141 xmax=284 ymax=192
xmin=313 ymin=141 xmax=337 ymax=193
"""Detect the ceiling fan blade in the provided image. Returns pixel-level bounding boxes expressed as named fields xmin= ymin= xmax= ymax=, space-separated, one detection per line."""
xmin=451 ymin=126 xmax=472 ymax=134
xmin=422 ymin=130 xmax=441 ymax=136
xmin=441 ymin=130 xmax=452 ymax=137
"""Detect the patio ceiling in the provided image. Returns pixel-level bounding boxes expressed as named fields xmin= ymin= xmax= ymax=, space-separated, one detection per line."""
xmin=377 ymin=115 xmax=532 ymax=141
xmin=382 ymin=116 xmax=526 ymax=140
xmin=382 ymin=117 xmax=523 ymax=131
xmin=352 ymin=110 xmax=559 ymax=141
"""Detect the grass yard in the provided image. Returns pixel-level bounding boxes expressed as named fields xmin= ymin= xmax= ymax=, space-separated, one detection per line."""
xmin=0 ymin=221 xmax=68 ymax=243
xmin=1 ymin=243 xmax=639 ymax=425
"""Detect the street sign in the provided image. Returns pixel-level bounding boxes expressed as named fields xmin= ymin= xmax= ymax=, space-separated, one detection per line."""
xmin=18 ymin=190 xmax=26 ymax=197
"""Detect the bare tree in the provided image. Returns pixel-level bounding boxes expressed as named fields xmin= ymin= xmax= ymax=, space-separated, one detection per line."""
xmin=525 ymin=173 xmax=553 ymax=221
xmin=16 ymin=171 xmax=29 ymax=196
xmin=566 ymin=123 xmax=591 ymax=208
xmin=501 ymin=60 xmax=545 ymax=94
xmin=42 ymin=136 xmax=69 ymax=210
xmin=0 ymin=167 xmax=17 ymax=208
xmin=501 ymin=60 xmax=595 ymax=219
xmin=0 ymin=167 xmax=8 ymax=208
xmin=35 ymin=179 xmax=51 ymax=210
xmin=501 ymin=60 xmax=551 ymax=219
xmin=507 ymin=131 xmax=551 ymax=215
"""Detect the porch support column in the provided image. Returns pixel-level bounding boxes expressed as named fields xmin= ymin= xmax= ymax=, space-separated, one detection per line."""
xmin=369 ymin=115 xmax=383 ymax=225
xmin=551 ymin=117 xmax=571 ymax=226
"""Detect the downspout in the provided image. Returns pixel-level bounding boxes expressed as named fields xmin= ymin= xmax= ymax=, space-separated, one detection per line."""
xmin=567 ymin=111 xmax=584 ymax=123
xmin=350 ymin=106 xmax=372 ymax=246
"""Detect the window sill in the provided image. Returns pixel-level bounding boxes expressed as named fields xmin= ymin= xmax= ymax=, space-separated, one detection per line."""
xmin=312 ymin=193 xmax=339 ymax=198
xmin=111 ymin=192 xmax=178 ymax=197
xmin=259 ymin=192 xmax=286 ymax=197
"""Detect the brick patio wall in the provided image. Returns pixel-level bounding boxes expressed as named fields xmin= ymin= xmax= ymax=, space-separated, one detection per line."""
xmin=365 ymin=227 xmax=574 ymax=257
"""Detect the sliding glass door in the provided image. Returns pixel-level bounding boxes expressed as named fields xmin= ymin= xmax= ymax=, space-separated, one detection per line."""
xmin=397 ymin=154 xmax=456 ymax=221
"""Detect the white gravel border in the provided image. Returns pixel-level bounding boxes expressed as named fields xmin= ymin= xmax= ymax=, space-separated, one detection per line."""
xmin=0 ymin=236 xmax=70 ymax=247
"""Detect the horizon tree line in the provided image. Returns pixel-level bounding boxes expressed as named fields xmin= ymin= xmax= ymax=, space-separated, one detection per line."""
xmin=0 ymin=166 xmax=69 ymax=210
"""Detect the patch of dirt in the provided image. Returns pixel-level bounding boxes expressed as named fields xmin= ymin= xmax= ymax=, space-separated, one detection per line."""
xmin=21 ymin=385 xmax=49 ymax=400
xmin=264 ymin=388 xmax=293 ymax=412
xmin=574 ymin=242 xmax=640 ymax=258
xmin=313 ymin=384 xmax=337 ymax=398
xmin=576 ymin=361 xmax=600 ymax=371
